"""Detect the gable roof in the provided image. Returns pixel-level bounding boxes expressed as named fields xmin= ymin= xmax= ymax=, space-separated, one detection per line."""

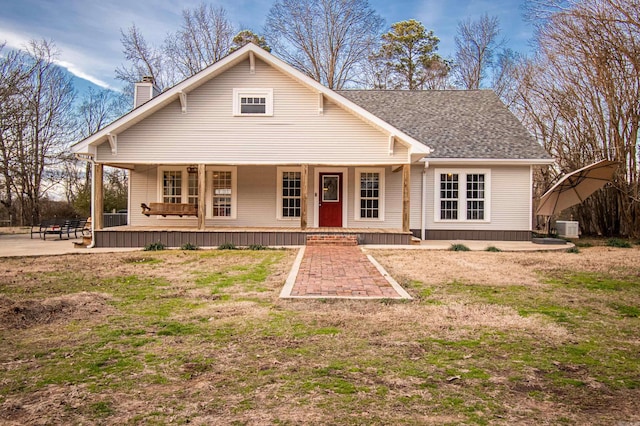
xmin=338 ymin=90 xmax=551 ymax=161
xmin=70 ymin=43 xmax=430 ymax=157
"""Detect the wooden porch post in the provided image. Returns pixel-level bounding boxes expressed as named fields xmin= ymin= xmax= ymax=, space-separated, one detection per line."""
xmin=402 ymin=164 xmax=411 ymax=233
xmin=300 ymin=164 xmax=308 ymax=230
xmin=198 ymin=164 xmax=206 ymax=230
xmin=94 ymin=163 xmax=104 ymax=230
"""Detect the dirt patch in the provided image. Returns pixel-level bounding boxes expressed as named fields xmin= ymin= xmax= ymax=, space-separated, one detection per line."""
xmin=0 ymin=292 xmax=114 ymax=330
xmin=372 ymin=247 xmax=640 ymax=287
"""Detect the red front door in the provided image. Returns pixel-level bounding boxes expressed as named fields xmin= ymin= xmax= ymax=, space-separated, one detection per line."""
xmin=319 ymin=173 xmax=342 ymax=227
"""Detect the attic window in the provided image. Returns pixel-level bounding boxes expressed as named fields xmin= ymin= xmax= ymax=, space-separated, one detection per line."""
xmin=233 ymin=88 xmax=273 ymax=116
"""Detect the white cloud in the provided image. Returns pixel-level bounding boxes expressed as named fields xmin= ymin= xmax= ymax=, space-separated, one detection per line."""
xmin=53 ymin=59 xmax=113 ymax=89
xmin=0 ymin=26 xmax=116 ymax=90
xmin=0 ymin=27 xmax=31 ymax=51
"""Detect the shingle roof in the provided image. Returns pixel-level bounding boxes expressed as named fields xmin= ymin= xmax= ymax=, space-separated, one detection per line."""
xmin=337 ymin=89 xmax=550 ymax=160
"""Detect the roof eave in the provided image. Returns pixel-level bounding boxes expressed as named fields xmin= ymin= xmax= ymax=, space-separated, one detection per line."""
xmin=423 ymin=158 xmax=555 ymax=165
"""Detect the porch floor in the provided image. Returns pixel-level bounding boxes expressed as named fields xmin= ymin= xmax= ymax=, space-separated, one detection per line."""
xmin=101 ymin=226 xmax=407 ymax=234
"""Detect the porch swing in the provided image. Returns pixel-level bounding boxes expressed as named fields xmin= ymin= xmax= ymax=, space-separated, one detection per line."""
xmin=141 ymin=165 xmax=199 ymax=217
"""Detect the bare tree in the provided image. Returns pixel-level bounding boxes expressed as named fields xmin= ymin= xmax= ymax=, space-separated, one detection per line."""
xmin=165 ymin=4 xmax=235 ymax=78
xmin=491 ymin=48 xmax=522 ymax=106
xmin=265 ymin=0 xmax=384 ymax=89
xmin=116 ymin=4 xmax=236 ymax=99
xmin=371 ymin=19 xmax=450 ymax=90
xmin=0 ymin=40 xmax=75 ymax=225
xmin=64 ymin=87 xmax=129 ymax=214
xmin=514 ymin=0 xmax=640 ymax=236
xmin=77 ymin=87 xmax=128 ymax=138
xmin=0 ymin=44 xmax=32 ymax=222
xmin=454 ymin=14 xmax=502 ymax=89
xmin=115 ymin=24 xmax=167 ymax=97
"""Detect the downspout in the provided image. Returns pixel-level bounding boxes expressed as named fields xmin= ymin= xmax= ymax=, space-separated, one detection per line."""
xmin=75 ymin=154 xmax=97 ymax=249
xmin=421 ymin=161 xmax=429 ymax=240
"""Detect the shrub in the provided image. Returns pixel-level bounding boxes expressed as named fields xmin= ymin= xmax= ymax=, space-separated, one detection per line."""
xmin=218 ymin=242 xmax=237 ymax=250
xmin=566 ymin=246 xmax=580 ymax=254
xmin=449 ymin=243 xmax=470 ymax=252
xmin=248 ymin=244 xmax=267 ymax=250
xmin=606 ymin=238 xmax=633 ymax=248
xmin=180 ymin=242 xmax=198 ymax=251
xmin=485 ymin=246 xmax=502 ymax=252
xmin=144 ymin=241 xmax=166 ymax=251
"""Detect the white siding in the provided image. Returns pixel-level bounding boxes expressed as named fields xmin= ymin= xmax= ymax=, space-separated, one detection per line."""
xmin=344 ymin=166 xmax=402 ymax=229
xmin=424 ymin=165 xmax=532 ymax=231
xmin=97 ymin=59 xmax=408 ymax=165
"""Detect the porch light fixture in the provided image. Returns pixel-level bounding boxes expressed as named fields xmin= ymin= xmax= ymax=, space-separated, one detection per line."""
xmin=187 ymin=165 xmax=198 ymax=174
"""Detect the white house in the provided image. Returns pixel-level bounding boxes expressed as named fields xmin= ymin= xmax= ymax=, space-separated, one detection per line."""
xmin=70 ymin=43 xmax=552 ymax=247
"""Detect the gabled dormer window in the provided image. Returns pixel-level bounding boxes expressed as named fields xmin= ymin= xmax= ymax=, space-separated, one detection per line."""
xmin=233 ymin=88 xmax=273 ymax=116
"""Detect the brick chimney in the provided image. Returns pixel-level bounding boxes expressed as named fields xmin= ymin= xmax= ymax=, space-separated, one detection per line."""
xmin=134 ymin=76 xmax=160 ymax=108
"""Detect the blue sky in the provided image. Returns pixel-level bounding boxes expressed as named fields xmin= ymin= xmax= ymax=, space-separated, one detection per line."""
xmin=0 ymin=0 xmax=535 ymax=91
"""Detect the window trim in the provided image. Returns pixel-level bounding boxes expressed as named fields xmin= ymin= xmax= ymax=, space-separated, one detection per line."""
xmin=433 ymin=168 xmax=491 ymax=223
xmin=276 ymin=167 xmax=303 ymax=221
xmin=354 ymin=167 xmax=385 ymax=222
xmin=233 ymin=88 xmax=273 ymax=116
xmin=207 ymin=166 xmax=237 ymax=219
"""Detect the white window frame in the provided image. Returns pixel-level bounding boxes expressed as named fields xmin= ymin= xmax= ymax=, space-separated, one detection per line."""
xmin=207 ymin=166 xmax=237 ymax=219
xmin=156 ymin=166 xmax=199 ymax=219
xmin=434 ymin=169 xmax=491 ymax=223
xmin=276 ymin=167 xmax=302 ymax=221
xmin=354 ymin=167 xmax=385 ymax=222
xmin=233 ymin=88 xmax=273 ymax=116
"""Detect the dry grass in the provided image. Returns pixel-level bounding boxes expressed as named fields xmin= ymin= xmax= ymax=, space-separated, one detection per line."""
xmin=0 ymin=246 xmax=639 ymax=425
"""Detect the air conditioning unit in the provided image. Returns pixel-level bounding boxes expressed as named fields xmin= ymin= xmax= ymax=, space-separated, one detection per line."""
xmin=556 ymin=221 xmax=579 ymax=238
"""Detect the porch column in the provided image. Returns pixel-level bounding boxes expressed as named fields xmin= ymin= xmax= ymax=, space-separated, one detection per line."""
xmin=197 ymin=164 xmax=206 ymax=230
xmin=94 ymin=163 xmax=104 ymax=230
xmin=300 ymin=164 xmax=308 ymax=230
xmin=402 ymin=164 xmax=411 ymax=233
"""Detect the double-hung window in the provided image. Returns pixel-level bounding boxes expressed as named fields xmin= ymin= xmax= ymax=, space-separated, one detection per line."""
xmin=209 ymin=167 xmax=237 ymax=219
xmin=355 ymin=168 xmax=385 ymax=221
xmin=435 ymin=169 xmax=490 ymax=222
xmin=466 ymin=174 xmax=485 ymax=220
xmin=159 ymin=167 xmax=198 ymax=206
xmin=211 ymin=168 xmax=235 ymax=218
xmin=277 ymin=167 xmax=302 ymax=219
xmin=162 ymin=170 xmax=183 ymax=204
xmin=440 ymin=173 xmax=459 ymax=220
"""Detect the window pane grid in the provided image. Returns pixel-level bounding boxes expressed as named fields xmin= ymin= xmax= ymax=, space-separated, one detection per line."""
xmin=240 ymin=96 xmax=267 ymax=114
xmin=212 ymin=171 xmax=232 ymax=217
xmin=360 ymin=172 xmax=380 ymax=219
xmin=188 ymin=173 xmax=198 ymax=205
xmin=466 ymin=174 xmax=485 ymax=220
xmin=440 ymin=173 xmax=459 ymax=220
xmin=282 ymin=171 xmax=301 ymax=218
xmin=163 ymin=171 xmax=182 ymax=204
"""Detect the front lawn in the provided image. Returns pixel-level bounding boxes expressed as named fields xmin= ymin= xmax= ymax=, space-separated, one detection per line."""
xmin=0 ymin=246 xmax=638 ymax=425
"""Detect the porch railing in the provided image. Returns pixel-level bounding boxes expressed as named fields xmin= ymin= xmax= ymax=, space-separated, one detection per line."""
xmin=103 ymin=213 xmax=128 ymax=228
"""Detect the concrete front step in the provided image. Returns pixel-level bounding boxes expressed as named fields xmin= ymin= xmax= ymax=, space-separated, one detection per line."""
xmin=306 ymin=234 xmax=358 ymax=246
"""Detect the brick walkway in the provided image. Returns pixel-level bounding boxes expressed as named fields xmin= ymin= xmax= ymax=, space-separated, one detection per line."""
xmin=284 ymin=246 xmax=409 ymax=299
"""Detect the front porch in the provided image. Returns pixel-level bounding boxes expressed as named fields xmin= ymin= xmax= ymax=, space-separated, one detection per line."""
xmin=93 ymin=226 xmax=412 ymax=248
